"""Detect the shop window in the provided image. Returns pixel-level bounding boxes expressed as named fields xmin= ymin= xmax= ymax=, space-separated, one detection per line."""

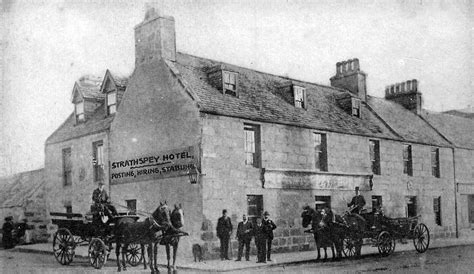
xmin=247 ymin=195 xmax=263 ymax=224
xmin=468 ymin=195 xmax=474 ymax=224
xmin=369 ymin=140 xmax=380 ymax=175
xmin=433 ymin=196 xmax=441 ymax=226
xmin=314 ymin=133 xmax=328 ymax=171
xmin=93 ymin=141 xmax=104 ymax=182
xmin=315 ymin=195 xmax=331 ymax=211
xmin=406 ymin=196 xmax=417 ymax=218
xmin=244 ymin=124 xmax=261 ymax=168
xmin=62 ymin=148 xmax=72 ymax=186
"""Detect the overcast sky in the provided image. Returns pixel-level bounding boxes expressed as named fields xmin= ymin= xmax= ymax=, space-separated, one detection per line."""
xmin=0 ymin=0 xmax=472 ymax=176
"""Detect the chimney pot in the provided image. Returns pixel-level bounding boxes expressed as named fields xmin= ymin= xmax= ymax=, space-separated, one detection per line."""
xmin=401 ymin=82 xmax=406 ymax=93
xmin=330 ymin=58 xmax=367 ymax=101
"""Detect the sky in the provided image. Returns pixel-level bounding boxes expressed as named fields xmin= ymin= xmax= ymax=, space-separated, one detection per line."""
xmin=0 ymin=0 xmax=472 ymax=176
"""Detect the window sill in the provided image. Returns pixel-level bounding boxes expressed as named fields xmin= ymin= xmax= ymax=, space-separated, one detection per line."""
xmin=264 ymin=168 xmax=372 ymax=177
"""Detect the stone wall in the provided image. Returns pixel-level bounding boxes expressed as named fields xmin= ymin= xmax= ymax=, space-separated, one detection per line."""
xmin=200 ymin=114 xmax=456 ymax=257
xmin=44 ymin=131 xmax=109 ymax=216
xmin=453 ymin=148 xmax=474 ymax=235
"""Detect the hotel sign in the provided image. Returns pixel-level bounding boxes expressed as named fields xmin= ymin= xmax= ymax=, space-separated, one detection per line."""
xmin=110 ymin=146 xmax=198 ymax=185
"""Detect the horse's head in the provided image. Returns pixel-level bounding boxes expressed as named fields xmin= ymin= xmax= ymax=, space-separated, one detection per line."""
xmin=150 ymin=201 xmax=171 ymax=230
xmin=301 ymin=206 xmax=314 ymax=228
xmin=171 ymin=203 xmax=184 ymax=229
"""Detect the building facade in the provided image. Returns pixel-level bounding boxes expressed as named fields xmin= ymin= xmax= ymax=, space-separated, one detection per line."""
xmin=44 ymin=8 xmax=469 ymax=258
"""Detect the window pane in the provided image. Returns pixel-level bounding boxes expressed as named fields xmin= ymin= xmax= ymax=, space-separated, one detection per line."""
xmin=76 ymin=102 xmax=84 ymax=114
xmin=108 ymin=105 xmax=117 ymax=115
xmin=107 ymin=92 xmax=116 ymax=105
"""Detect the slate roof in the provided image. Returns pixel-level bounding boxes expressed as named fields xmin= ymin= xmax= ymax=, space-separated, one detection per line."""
xmin=422 ymin=110 xmax=474 ymax=149
xmin=171 ymin=52 xmax=398 ymax=139
xmin=0 ymin=169 xmax=44 ymax=208
xmin=109 ymin=72 xmax=129 ymax=89
xmin=367 ymin=96 xmax=451 ymax=147
xmin=45 ymin=103 xmax=114 ymax=145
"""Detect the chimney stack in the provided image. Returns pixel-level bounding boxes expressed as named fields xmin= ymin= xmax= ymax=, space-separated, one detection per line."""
xmin=384 ymin=79 xmax=422 ymax=114
xmin=330 ymin=58 xmax=367 ymax=101
xmin=134 ymin=7 xmax=176 ymax=66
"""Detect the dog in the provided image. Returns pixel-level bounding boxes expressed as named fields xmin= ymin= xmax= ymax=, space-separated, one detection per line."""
xmin=192 ymin=243 xmax=203 ymax=262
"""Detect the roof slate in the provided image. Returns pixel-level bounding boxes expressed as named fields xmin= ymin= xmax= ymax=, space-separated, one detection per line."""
xmin=422 ymin=110 xmax=474 ymax=149
xmin=367 ymin=96 xmax=451 ymax=147
xmin=77 ymin=75 xmax=104 ymax=99
xmin=0 ymin=169 xmax=44 ymax=208
xmin=172 ymin=53 xmax=398 ymax=139
xmin=46 ymin=103 xmax=114 ymax=145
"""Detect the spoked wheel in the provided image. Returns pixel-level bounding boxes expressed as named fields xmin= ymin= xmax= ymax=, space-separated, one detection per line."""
xmin=126 ymin=243 xmax=143 ymax=266
xmin=413 ymin=223 xmax=430 ymax=253
xmin=377 ymin=231 xmax=395 ymax=256
xmin=342 ymin=236 xmax=357 ymax=258
xmin=88 ymin=238 xmax=108 ymax=269
xmin=52 ymin=228 xmax=75 ymax=265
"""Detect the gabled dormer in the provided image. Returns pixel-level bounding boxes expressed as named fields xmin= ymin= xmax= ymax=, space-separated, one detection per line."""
xmin=71 ymin=83 xmax=85 ymax=123
xmin=336 ymin=91 xmax=362 ymax=118
xmin=206 ymin=65 xmax=239 ymax=97
xmin=100 ymin=70 xmax=128 ymax=116
xmin=70 ymin=76 xmax=104 ymax=125
xmin=276 ymin=81 xmax=308 ymax=109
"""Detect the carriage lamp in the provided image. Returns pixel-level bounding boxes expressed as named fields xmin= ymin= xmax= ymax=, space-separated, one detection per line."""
xmin=187 ymin=164 xmax=200 ymax=184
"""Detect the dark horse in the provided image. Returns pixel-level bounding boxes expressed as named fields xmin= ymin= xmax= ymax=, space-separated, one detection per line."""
xmin=301 ymin=206 xmax=341 ymax=260
xmin=114 ymin=202 xmax=171 ymax=273
xmin=142 ymin=203 xmax=188 ymax=272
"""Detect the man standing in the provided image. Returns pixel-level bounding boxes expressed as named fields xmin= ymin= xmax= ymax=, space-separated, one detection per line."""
xmin=262 ymin=211 xmax=277 ymax=261
xmin=92 ymin=182 xmax=117 ymax=219
xmin=253 ymin=216 xmax=267 ymax=263
xmin=2 ymin=216 xmax=14 ymax=249
xmin=235 ymin=214 xmax=253 ymax=261
xmin=216 ymin=209 xmax=233 ymax=260
xmin=347 ymin=186 xmax=366 ymax=214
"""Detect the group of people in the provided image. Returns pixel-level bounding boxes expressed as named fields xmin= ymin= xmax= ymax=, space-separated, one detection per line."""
xmin=216 ymin=209 xmax=277 ymax=263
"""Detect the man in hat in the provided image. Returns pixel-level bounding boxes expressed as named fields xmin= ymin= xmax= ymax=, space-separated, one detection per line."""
xmin=92 ymin=182 xmax=117 ymax=220
xmin=262 ymin=211 xmax=277 ymax=261
xmin=216 ymin=209 xmax=233 ymax=260
xmin=235 ymin=214 xmax=253 ymax=261
xmin=253 ymin=216 xmax=267 ymax=263
xmin=2 ymin=216 xmax=14 ymax=249
xmin=347 ymin=186 xmax=366 ymax=214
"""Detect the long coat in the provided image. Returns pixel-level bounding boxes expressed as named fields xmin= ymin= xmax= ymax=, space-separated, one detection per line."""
xmin=236 ymin=221 xmax=253 ymax=242
xmin=92 ymin=188 xmax=109 ymax=204
xmin=216 ymin=216 xmax=232 ymax=239
xmin=262 ymin=219 xmax=277 ymax=239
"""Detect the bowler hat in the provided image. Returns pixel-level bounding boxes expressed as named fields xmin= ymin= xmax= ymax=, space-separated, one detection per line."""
xmin=263 ymin=211 xmax=270 ymax=216
xmin=355 ymin=186 xmax=360 ymax=191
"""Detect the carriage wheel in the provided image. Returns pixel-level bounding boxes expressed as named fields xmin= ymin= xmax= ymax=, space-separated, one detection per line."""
xmin=52 ymin=228 xmax=75 ymax=265
xmin=377 ymin=231 xmax=395 ymax=256
xmin=88 ymin=238 xmax=108 ymax=269
xmin=413 ymin=223 xmax=430 ymax=253
xmin=126 ymin=243 xmax=143 ymax=266
xmin=342 ymin=236 xmax=357 ymax=258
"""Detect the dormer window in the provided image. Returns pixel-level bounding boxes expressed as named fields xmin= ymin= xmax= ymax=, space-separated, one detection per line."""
xmin=107 ymin=91 xmax=117 ymax=115
xmin=351 ymin=97 xmax=361 ymax=117
xmin=223 ymin=71 xmax=237 ymax=96
xmin=294 ymin=86 xmax=306 ymax=109
xmin=75 ymin=101 xmax=85 ymax=122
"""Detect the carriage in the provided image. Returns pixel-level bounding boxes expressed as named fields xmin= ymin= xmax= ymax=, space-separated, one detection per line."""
xmin=50 ymin=210 xmax=142 ymax=269
xmin=342 ymin=210 xmax=430 ymax=257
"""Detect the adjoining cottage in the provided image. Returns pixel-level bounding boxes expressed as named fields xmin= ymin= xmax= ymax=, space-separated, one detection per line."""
xmin=44 ymin=8 xmax=473 ymax=258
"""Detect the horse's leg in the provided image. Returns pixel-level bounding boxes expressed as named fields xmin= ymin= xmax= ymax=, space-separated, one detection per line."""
xmin=142 ymin=244 xmax=147 ymax=270
xmin=122 ymin=243 xmax=128 ymax=271
xmin=116 ymin=242 xmax=122 ymax=272
xmin=165 ymin=244 xmax=171 ymax=270
xmin=323 ymin=247 xmax=327 ymax=260
xmin=153 ymin=242 xmax=159 ymax=273
xmin=330 ymin=243 xmax=335 ymax=261
xmin=147 ymin=244 xmax=154 ymax=274
xmin=172 ymin=242 xmax=178 ymax=270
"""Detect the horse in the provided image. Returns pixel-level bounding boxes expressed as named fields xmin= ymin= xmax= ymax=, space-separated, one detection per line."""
xmin=301 ymin=206 xmax=338 ymax=260
xmin=142 ymin=203 xmax=188 ymax=272
xmin=114 ymin=201 xmax=171 ymax=273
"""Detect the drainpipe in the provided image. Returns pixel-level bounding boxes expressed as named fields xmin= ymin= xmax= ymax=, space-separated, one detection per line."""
xmin=452 ymin=147 xmax=458 ymax=238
